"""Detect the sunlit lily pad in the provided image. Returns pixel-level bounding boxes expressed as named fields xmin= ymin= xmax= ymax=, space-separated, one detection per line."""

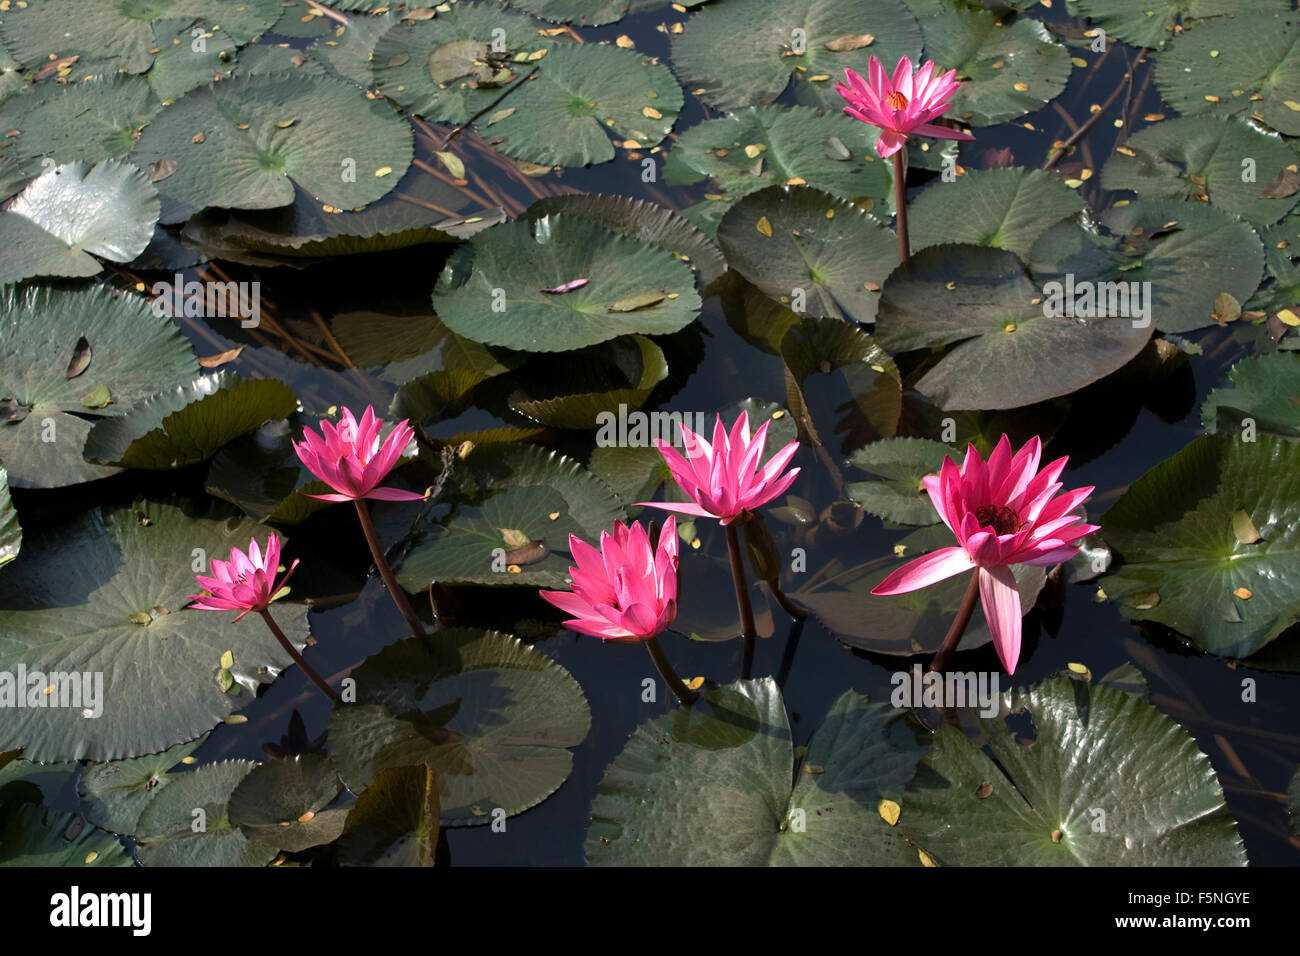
xmin=1155 ymin=11 xmax=1300 ymax=136
xmin=328 ymin=629 xmax=591 ymax=826
xmin=1072 ymin=0 xmax=1288 ymax=50
xmin=908 ymin=167 xmax=1085 ymax=259
xmin=396 ymin=443 xmax=625 ymax=590
xmin=587 ymin=679 xmax=928 ymax=865
xmin=0 ymin=159 xmax=160 ymax=284
xmin=1201 ymin=352 xmax=1300 ymax=440
xmin=83 ymin=372 xmax=298 ymax=471
xmin=1100 ymin=434 xmax=1300 ymax=658
xmin=717 ymin=186 xmax=897 ymax=324
xmin=78 ymin=736 xmax=209 ymax=835
xmin=432 ymin=212 xmax=701 ymax=352
xmin=669 ymin=105 xmax=892 ymax=214
xmin=672 ymin=0 xmax=923 ymax=113
xmin=847 ymin=437 xmax=958 ymax=525
xmin=1101 ymin=117 xmax=1300 ymax=228
xmin=1028 ymin=201 xmax=1264 ymax=334
xmin=875 ymin=244 xmax=1152 ymax=409
xmin=0 ymin=500 xmax=312 ymax=761
xmin=918 ymin=7 xmax=1071 ymax=126
xmin=132 ymin=72 xmax=414 ymax=223
xmin=0 ymin=284 xmax=199 ymax=489
xmin=485 ymin=44 xmax=682 ymax=167
xmin=899 ymin=677 xmax=1246 ymax=865
xmin=134 ymin=760 xmax=278 ymax=867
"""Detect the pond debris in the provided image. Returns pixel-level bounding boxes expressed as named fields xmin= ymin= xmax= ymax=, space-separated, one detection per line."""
xmin=65 ymin=336 xmax=91 ymax=379
xmin=1232 ymin=508 xmax=1262 ymax=544
xmin=608 ymin=291 xmax=667 ymax=312
xmin=975 ymin=781 xmax=993 ymax=799
xmin=540 ymin=278 xmax=589 ymax=294
xmin=755 ymin=216 xmax=773 ymax=237
xmin=878 ymin=799 xmax=901 ymax=826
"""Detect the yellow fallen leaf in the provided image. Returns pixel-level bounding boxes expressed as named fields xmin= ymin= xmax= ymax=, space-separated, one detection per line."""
xmin=878 ymin=799 xmax=901 ymax=826
xmin=642 ymin=106 xmax=662 ymax=119
xmin=918 ymin=848 xmax=938 ymax=867
xmin=616 ymin=34 xmax=634 ymax=48
xmin=1233 ymin=587 xmax=1253 ymax=600
xmin=756 ymin=216 xmax=773 ymax=237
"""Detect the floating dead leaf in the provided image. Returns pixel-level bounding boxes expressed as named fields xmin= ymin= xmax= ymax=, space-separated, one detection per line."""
xmin=684 ymin=676 xmax=705 ymax=691
xmin=1132 ymin=591 xmax=1160 ymax=610
xmin=1232 ymin=508 xmax=1262 ymax=544
xmin=191 ymin=132 xmax=206 ymax=144
xmin=31 ymin=54 xmax=78 ymax=81
xmin=1066 ymin=661 xmax=1091 ymax=680
xmin=878 ymin=799 xmax=900 ymax=826
xmin=540 ymin=277 xmax=589 ymax=294
xmin=1233 ymin=587 xmax=1253 ymax=600
xmin=784 ymin=176 xmax=806 ymax=185
xmin=1051 ymin=829 xmax=1063 ymax=844
xmin=824 ymin=33 xmax=874 ymax=52
xmin=804 ymin=764 xmax=825 ymax=774
xmin=608 ymin=291 xmax=667 ymax=312
xmin=499 ymin=528 xmax=531 ymax=551
xmin=129 ymin=612 xmax=151 ymax=626
xmin=219 ymin=650 xmax=234 ymax=670
xmin=80 ymin=385 xmax=112 ymax=408
xmin=276 ymin=119 xmax=297 ymax=129
xmin=975 ymin=781 xmax=993 ymax=799
xmin=297 ymin=810 xmax=316 ymax=823
xmin=1276 ymin=308 xmax=1300 ymax=326
xmin=148 ymin=158 xmax=178 ymax=183
xmin=918 ymin=848 xmax=938 ymax=867
xmin=433 ymin=150 xmax=465 ymax=179
xmin=65 ymin=335 xmax=91 ymax=378
xmin=487 ymin=107 xmax=516 ymax=125
xmin=198 ymin=346 xmax=244 ymax=368
xmin=755 ymin=216 xmax=773 ymax=237
xmin=403 ymin=6 xmax=437 ymax=20
xmin=743 ymin=143 xmax=766 ymax=159
xmin=1212 ymin=291 xmax=1241 ymax=324
xmin=516 ymin=160 xmax=553 ymax=177
xmin=1285 ymin=100 xmax=1300 ymax=111
xmin=1013 ymin=82 xmax=1029 ymax=92
xmin=505 ymin=539 xmax=548 ymax=566
xmin=616 ymin=34 xmax=635 ymax=48
xmin=643 ymin=106 xmax=663 ymax=119
xmin=825 ymin=135 xmax=851 ymax=160
xmin=1260 ymin=167 xmax=1300 ymax=199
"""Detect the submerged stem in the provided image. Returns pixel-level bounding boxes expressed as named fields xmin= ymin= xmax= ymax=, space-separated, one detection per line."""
xmin=724 ymin=521 xmax=758 ymax=672
xmin=354 ymin=499 xmax=427 ymax=637
xmin=892 ymin=150 xmax=910 ymax=264
xmin=644 ymin=636 xmax=697 ymax=706
xmin=929 ymin=569 xmax=981 ymax=675
xmin=258 ymin=609 xmax=339 ymax=702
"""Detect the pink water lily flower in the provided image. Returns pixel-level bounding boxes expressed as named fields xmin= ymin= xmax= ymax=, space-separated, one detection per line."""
xmin=837 ymin=55 xmax=975 ymax=159
xmin=189 ymin=534 xmax=299 ymax=622
xmin=871 ymin=436 xmax=1098 ymax=674
xmin=293 ymin=405 xmax=425 ymax=503
xmin=540 ymin=516 xmax=679 ymax=643
xmin=637 ymin=411 xmax=800 ymax=526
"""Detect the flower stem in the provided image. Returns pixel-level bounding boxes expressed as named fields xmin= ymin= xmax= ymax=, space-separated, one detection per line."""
xmin=258 ymin=609 xmax=339 ymax=702
xmin=724 ymin=521 xmax=758 ymax=656
xmin=353 ymin=498 xmax=427 ymax=637
xmin=929 ymin=569 xmax=980 ymax=675
xmin=644 ymin=635 xmax=697 ymax=706
xmin=892 ymin=150 xmax=910 ymax=264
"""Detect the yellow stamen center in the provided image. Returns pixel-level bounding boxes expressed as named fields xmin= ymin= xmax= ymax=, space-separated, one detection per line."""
xmin=886 ymin=91 xmax=909 ymax=110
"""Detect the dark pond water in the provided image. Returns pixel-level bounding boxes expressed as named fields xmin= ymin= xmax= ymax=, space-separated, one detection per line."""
xmin=13 ymin=2 xmax=1300 ymax=866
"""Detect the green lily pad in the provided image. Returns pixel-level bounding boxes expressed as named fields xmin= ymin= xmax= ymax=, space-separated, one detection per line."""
xmin=337 ymin=763 xmax=440 ymax=867
xmin=0 ymin=0 xmax=280 ymax=74
xmin=0 ymin=466 xmax=18 ymax=569
xmin=145 ymin=18 xmax=238 ymax=102
xmin=669 ymin=105 xmax=892 ymax=213
xmin=132 ymin=72 xmax=414 ymax=223
xmin=78 ymin=736 xmax=209 ymax=835
xmin=790 ymin=522 xmax=1046 ymax=655
xmin=1201 ymin=352 xmax=1300 ymax=440
xmin=83 ymin=372 xmax=298 ymax=470
xmin=717 ymin=185 xmax=897 ymax=324
xmin=205 ymin=418 xmax=338 ymax=525
xmin=0 ymin=159 xmax=160 ymax=283
xmin=0 ymin=805 xmax=131 ymax=867
xmin=1101 ymin=117 xmax=1300 ymax=228
xmin=0 ymin=753 xmax=77 ymax=807
xmin=587 ymin=679 xmax=928 ymax=865
xmin=0 ymin=284 xmax=199 ymax=489
xmin=526 ymin=193 xmax=728 ymax=286
xmin=1028 ymin=201 xmax=1264 ymax=334
xmin=226 ymin=754 xmax=346 ymax=853
xmin=327 ymin=629 xmax=591 ymax=826
xmin=780 ymin=316 xmax=902 ymax=439
xmin=432 ymin=212 xmax=701 ymax=352
xmin=672 ymin=0 xmax=923 ymax=113
xmin=875 ymin=244 xmax=1152 ymax=410
xmin=0 ymin=76 xmax=162 ymax=182
xmin=396 ymin=442 xmax=625 ymax=590
xmin=899 ymin=677 xmax=1246 ymax=865
xmin=482 ymin=43 xmax=682 ymax=167
xmin=918 ymin=7 xmax=1071 ymax=126
xmin=504 ymin=0 xmax=635 ymax=25
xmin=587 ymin=444 xmax=673 ymax=512
xmin=309 ymin=9 xmax=397 ymax=87
xmin=1072 ymin=0 xmax=1288 ymax=50
xmin=134 ymin=760 xmax=278 ymax=867
xmin=908 ymin=167 xmax=1085 ymax=260
xmin=0 ymin=499 xmax=313 ymax=761
xmin=1100 ymin=434 xmax=1300 ymax=658
xmin=508 ymin=334 xmax=668 ymax=429
xmin=847 ymin=437 xmax=958 ymax=525
xmin=1155 ymin=10 xmax=1300 ymax=137
xmin=271 ymin=0 xmax=337 ymax=39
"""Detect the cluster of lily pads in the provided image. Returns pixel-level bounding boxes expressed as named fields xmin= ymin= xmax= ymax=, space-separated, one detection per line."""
xmin=0 ymin=0 xmax=1298 ymax=867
